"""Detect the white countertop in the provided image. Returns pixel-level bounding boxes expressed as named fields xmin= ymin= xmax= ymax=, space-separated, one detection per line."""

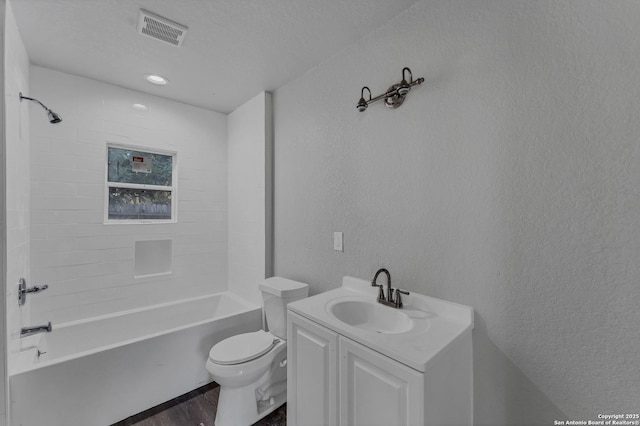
xmin=287 ymin=276 xmax=474 ymax=372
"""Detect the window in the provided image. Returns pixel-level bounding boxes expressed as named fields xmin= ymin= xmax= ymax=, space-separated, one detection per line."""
xmin=105 ymin=144 xmax=177 ymax=223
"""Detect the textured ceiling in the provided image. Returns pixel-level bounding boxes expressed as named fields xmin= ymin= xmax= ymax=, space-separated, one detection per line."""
xmin=10 ymin=0 xmax=421 ymax=113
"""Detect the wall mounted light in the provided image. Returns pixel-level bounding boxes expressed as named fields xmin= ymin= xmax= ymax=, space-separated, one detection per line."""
xmin=19 ymin=92 xmax=63 ymax=123
xmin=356 ymin=67 xmax=424 ymax=112
xmin=357 ymin=87 xmax=372 ymax=112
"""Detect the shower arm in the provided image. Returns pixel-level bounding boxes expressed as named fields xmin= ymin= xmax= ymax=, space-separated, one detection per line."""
xmin=19 ymin=92 xmax=53 ymax=112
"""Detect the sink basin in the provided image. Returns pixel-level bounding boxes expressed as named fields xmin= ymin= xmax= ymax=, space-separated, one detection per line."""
xmin=326 ymin=298 xmax=413 ymax=334
xmin=289 ymin=276 xmax=474 ymax=372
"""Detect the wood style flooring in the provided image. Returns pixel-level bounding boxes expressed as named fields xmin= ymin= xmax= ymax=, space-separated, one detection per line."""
xmin=112 ymin=382 xmax=286 ymax=426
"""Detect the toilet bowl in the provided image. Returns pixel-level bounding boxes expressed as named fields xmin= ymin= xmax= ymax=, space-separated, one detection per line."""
xmin=206 ymin=277 xmax=309 ymax=426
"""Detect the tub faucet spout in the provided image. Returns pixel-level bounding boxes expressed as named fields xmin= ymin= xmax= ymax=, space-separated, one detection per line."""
xmin=20 ymin=322 xmax=52 ymax=338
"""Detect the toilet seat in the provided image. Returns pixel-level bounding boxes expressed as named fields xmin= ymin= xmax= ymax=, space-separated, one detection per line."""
xmin=209 ymin=330 xmax=279 ymax=365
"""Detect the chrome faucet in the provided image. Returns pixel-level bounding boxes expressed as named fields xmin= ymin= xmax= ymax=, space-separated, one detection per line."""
xmin=371 ymin=268 xmax=410 ymax=309
xmin=372 ymin=268 xmax=392 ymax=302
xmin=20 ymin=322 xmax=52 ymax=338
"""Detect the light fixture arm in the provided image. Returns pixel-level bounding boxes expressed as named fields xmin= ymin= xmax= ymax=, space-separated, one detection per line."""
xmin=356 ymin=67 xmax=424 ymax=112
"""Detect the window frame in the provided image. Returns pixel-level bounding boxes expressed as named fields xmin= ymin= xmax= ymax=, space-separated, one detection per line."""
xmin=104 ymin=143 xmax=178 ymax=224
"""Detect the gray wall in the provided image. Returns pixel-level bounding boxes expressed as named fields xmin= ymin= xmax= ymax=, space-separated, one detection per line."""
xmin=273 ymin=1 xmax=640 ymax=424
xmin=0 ymin=1 xmax=6 ymax=424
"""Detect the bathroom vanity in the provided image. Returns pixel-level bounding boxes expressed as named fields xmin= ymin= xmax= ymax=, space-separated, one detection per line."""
xmin=286 ymin=276 xmax=474 ymax=426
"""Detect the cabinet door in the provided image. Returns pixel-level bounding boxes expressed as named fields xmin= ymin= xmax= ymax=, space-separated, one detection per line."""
xmin=287 ymin=312 xmax=339 ymax=426
xmin=339 ymin=337 xmax=424 ymax=426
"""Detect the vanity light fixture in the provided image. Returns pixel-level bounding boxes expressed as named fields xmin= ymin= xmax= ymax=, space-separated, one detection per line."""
xmin=145 ymin=74 xmax=169 ymax=85
xmin=356 ymin=67 xmax=424 ymax=112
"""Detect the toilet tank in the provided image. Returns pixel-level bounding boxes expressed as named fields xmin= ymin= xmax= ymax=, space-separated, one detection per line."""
xmin=260 ymin=277 xmax=309 ymax=340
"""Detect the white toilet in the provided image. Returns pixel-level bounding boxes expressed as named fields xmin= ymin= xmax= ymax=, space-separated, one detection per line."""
xmin=206 ymin=277 xmax=309 ymax=426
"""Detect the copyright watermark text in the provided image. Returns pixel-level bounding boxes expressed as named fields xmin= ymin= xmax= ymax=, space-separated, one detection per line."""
xmin=554 ymin=414 xmax=640 ymax=426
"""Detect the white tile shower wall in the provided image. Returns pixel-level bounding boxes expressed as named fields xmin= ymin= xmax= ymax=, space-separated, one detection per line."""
xmin=4 ymin=0 xmax=30 ymax=368
xmin=227 ymin=92 xmax=271 ymax=305
xmin=28 ymin=66 xmax=228 ymax=324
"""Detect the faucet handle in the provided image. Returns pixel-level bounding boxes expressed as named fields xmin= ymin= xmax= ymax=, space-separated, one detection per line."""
xmin=18 ymin=278 xmax=49 ymax=306
xmin=27 ymin=284 xmax=48 ymax=294
xmin=372 ymin=283 xmax=385 ymax=301
xmin=394 ymin=289 xmax=410 ymax=308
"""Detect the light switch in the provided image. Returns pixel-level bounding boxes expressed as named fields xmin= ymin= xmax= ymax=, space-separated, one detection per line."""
xmin=333 ymin=232 xmax=343 ymax=252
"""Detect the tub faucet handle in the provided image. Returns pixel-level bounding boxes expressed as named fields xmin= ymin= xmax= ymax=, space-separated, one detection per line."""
xmin=28 ymin=284 xmax=48 ymax=294
xmin=18 ymin=278 xmax=49 ymax=306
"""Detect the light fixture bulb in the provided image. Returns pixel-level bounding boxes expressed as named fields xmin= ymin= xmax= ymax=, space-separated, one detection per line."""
xmin=397 ymin=67 xmax=413 ymax=96
xmin=356 ymin=86 xmax=371 ymax=112
xmin=145 ymin=74 xmax=169 ymax=85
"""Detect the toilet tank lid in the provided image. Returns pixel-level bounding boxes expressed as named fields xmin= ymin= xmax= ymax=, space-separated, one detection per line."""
xmin=260 ymin=277 xmax=309 ymax=298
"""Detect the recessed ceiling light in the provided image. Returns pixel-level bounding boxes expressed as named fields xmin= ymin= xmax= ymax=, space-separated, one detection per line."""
xmin=144 ymin=74 xmax=169 ymax=85
xmin=132 ymin=103 xmax=149 ymax=111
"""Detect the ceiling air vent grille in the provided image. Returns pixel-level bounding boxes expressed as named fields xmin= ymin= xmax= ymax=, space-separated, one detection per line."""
xmin=137 ymin=9 xmax=188 ymax=47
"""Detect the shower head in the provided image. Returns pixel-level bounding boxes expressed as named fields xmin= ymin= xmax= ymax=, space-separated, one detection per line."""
xmin=48 ymin=110 xmax=62 ymax=124
xmin=19 ymin=92 xmax=63 ymax=124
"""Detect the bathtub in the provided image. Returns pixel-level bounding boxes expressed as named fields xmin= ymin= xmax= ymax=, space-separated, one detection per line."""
xmin=9 ymin=291 xmax=262 ymax=426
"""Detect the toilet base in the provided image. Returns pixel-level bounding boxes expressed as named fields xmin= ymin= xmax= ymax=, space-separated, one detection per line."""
xmin=212 ymin=343 xmax=288 ymax=426
xmin=215 ymin=384 xmax=286 ymax=426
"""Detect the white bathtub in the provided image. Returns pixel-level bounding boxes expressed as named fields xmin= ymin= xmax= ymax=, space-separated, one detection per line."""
xmin=10 ymin=291 xmax=262 ymax=426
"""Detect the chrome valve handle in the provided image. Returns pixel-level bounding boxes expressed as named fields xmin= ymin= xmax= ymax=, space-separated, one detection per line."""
xmin=18 ymin=278 xmax=49 ymax=306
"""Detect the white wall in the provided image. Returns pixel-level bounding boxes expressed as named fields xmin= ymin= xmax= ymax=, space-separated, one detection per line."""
xmin=4 ymin=0 xmax=28 ymax=375
xmin=0 ymin=1 xmax=5 ymax=421
xmin=28 ymin=66 xmax=228 ymax=324
xmin=227 ymin=92 xmax=272 ymax=305
xmin=3 ymin=1 xmax=27 ymax=423
xmin=273 ymin=0 xmax=640 ymax=423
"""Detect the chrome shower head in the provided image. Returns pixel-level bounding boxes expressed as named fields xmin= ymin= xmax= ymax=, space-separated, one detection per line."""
xmin=19 ymin=92 xmax=63 ymax=124
xmin=47 ymin=110 xmax=62 ymax=124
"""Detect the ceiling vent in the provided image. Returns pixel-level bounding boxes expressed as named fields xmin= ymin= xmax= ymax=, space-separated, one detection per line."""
xmin=137 ymin=9 xmax=188 ymax=47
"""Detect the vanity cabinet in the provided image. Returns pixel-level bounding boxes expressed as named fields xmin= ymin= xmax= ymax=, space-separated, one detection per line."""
xmin=287 ymin=312 xmax=339 ymax=426
xmin=338 ymin=336 xmax=423 ymax=426
xmin=286 ymin=276 xmax=473 ymax=426
xmin=288 ymin=312 xmax=426 ymax=426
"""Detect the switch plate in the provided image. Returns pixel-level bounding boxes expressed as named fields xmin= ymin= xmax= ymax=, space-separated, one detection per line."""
xmin=333 ymin=232 xmax=343 ymax=252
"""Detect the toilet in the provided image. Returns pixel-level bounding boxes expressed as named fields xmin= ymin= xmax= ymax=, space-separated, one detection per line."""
xmin=206 ymin=277 xmax=309 ymax=426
